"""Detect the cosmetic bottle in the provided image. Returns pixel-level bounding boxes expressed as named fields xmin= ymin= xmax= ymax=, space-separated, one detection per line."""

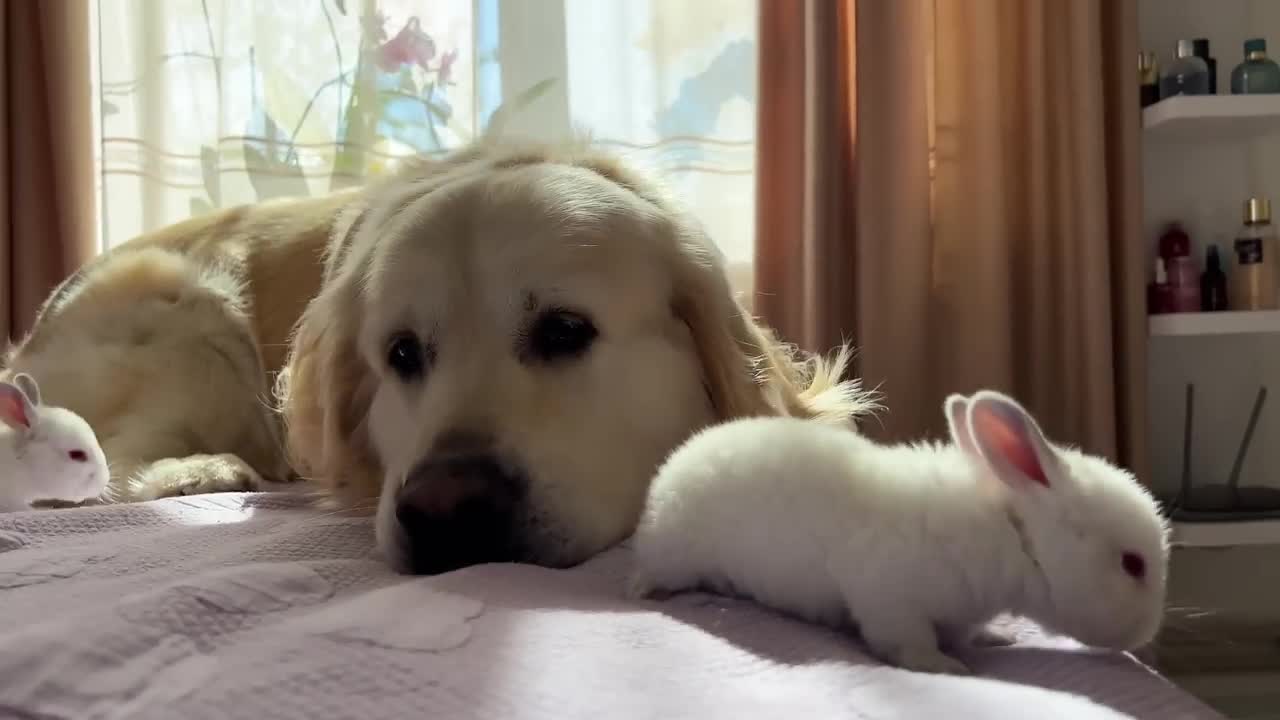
xmin=1148 ymin=258 xmax=1173 ymax=315
xmin=1201 ymin=244 xmax=1228 ymax=311
xmin=1140 ymin=51 xmax=1160 ymax=107
xmin=1162 ymin=39 xmax=1211 ymax=97
xmin=1192 ymin=38 xmax=1217 ymax=93
xmin=1231 ymin=38 xmax=1280 ymax=94
xmin=1230 ymin=197 xmax=1279 ymax=310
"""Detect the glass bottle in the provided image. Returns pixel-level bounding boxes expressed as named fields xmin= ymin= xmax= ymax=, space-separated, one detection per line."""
xmin=1161 ymin=39 xmax=1211 ymax=97
xmin=1201 ymin=244 xmax=1228 ymax=311
xmin=1158 ymin=223 xmax=1199 ymax=313
xmin=1230 ymin=39 xmax=1280 ymax=94
xmin=1192 ymin=38 xmax=1217 ymax=94
xmin=1230 ymin=198 xmax=1279 ymax=311
xmin=1148 ymin=258 xmax=1172 ymax=315
xmin=1159 ymin=223 xmax=1191 ymax=259
xmin=1140 ymin=51 xmax=1160 ymax=107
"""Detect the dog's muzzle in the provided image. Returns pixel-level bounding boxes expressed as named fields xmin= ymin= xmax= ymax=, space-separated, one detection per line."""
xmin=394 ymin=431 xmax=526 ymax=575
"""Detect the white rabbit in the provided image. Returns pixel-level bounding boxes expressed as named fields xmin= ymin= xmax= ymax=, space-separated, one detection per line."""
xmin=627 ymin=390 xmax=1170 ymax=675
xmin=0 ymin=373 xmax=109 ymax=511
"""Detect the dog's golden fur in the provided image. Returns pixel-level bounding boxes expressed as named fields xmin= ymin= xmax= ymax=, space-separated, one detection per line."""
xmin=4 ymin=136 xmax=875 ymax=569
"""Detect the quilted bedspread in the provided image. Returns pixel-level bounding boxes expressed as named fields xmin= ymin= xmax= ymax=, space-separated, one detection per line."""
xmin=0 ymin=490 xmax=1223 ymax=720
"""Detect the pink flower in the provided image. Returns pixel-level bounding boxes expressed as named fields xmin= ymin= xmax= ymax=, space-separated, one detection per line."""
xmin=375 ymin=17 xmax=436 ymax=72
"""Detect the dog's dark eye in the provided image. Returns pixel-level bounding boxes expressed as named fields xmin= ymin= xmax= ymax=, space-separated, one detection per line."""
xmin=528 ymin=310 xmax=597 ymax=362
xmin=386 ymin=332 xmax=430 ymax=381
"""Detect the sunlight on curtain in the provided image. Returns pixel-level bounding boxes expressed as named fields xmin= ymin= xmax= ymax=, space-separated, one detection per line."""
xmin=93 ymin=0 xmax=757 ymax=296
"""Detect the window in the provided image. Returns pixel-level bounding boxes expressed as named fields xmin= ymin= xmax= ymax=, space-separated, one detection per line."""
xmin=93 ymin=0 xmax=757 ymax=295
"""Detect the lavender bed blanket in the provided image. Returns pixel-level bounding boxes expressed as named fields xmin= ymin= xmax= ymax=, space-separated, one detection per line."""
xmin=0 ymin=491 xmax=1222 ymax=720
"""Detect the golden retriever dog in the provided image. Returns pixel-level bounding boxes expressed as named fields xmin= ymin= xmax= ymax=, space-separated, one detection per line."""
xmin=277 ymin=138 xmax=877 ymax=573
xmin=4 ymin=136 xmax=875 ymax=574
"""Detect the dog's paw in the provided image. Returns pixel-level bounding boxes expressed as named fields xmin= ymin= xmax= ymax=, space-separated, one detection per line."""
xmin=894 ymin=647 xmax=972 ymax=675
xmin=625 ymin=571 xmax=681 ymax=602
xmin=130 ymin=453 xmax=263 ymax=501
xmin=625 ymin=573 xmax=658 ymax=601
xmin=968 ymin=625 xmax=1018 ymax=648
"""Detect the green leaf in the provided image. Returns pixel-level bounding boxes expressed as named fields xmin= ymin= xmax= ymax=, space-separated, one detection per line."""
xmin=264 ymin=66 xmax=336 ymax=147
xmin=332 ymin=58 xmax=377 ymax=191
xmin=190 ymin=196 xmax=215 ymax=217
xmin=200 ymin=146 xmax=221 ymax=207
xmin=243 ymin=144 xmax=311 ymax=202
xmin=486 ymin=77 xmax=558 ymax=139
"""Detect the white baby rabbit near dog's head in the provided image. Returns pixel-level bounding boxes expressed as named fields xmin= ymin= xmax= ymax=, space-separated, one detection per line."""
xmin=945 ymin=391 xmax=1169 ymax=652
xmin=628 ymin=386 xmax=1170 ymax=674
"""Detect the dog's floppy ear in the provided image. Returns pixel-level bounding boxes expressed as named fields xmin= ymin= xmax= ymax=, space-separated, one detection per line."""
xmin=671 ymin=223 xmax=878 ymax=426
xmin=277 ymin=204 xmax=382 ymax=507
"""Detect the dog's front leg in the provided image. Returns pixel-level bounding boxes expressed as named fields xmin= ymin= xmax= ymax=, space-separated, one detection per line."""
xmin=126 ymin=453 xmax=264 ymax=501
xmin=100 ymin=435 xmax=264 ymax=502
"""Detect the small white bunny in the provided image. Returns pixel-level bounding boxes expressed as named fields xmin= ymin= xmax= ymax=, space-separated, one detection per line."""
xmin=627 ymin=390 xmax=1170 ymax=675
xmin=0 ymin=373 xmax=109 ymax=511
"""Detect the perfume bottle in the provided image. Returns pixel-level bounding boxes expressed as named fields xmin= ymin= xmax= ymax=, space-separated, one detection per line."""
xmin=1159 ymin=223 xmax=1191 ymax=258
xmin=1192 ymin=38 xmax=1217 ymax=93
xmin=1140 ymin=51 xmax=1160 ymax=107
xmin=1166 ymin=254 xmax=1202 ymax=313
xmin=1231 ymin=197 xmax=1279 ymax=311
xmin=1201 ymin=244 xmax=1228 ymax=311
xmin=1158 ymin=223 xmax=1200 ymax=312
xmin=1162 ymin=39 xmax=1211 ymax=97
xmin=1230 ymin=38 xmax=1280 ymax=94
xmin=1148 ymin=258 xmax=1173 ymax=315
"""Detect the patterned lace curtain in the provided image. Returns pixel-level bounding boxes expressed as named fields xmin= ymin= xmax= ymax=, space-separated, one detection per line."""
xmin=93 ymin=0 xmax=757 ymax=296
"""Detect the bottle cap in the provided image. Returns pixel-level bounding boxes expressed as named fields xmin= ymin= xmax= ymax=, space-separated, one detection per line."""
xmin=1192 ymin=38 xmax=1211 ymax=57
xmin=1246 ymin=197 xmax=1272 ymax=224
xmin=1245 ymin=38 xmax=1267 ymax=56
xmin=1176 ymin=39 xmax=1197 ymax=58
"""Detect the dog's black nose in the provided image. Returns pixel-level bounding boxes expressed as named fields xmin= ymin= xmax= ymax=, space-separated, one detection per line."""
xmin=395 ymin=446 xmax=525 ymax=575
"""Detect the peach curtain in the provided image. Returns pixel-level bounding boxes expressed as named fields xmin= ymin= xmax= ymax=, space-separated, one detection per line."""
xmin=0 ymin=0 xmax=96 ymax=343
xmin=756 ymin=0 xmax=1147 ymax=476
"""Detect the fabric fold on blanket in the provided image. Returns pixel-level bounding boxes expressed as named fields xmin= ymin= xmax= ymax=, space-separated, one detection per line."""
xmin=0 ymin=492 xmax=1222 ymax=720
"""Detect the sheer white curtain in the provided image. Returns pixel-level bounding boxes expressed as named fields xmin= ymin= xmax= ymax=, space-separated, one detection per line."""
xmin=93 ymin=0 xmax=757 ymax=295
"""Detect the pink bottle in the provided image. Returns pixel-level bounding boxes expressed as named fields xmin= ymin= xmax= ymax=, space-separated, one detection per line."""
xmin=1159 ymin=223 xmax=1202 ymax=313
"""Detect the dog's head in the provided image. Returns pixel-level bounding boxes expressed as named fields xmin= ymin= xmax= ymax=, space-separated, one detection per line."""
xmin=278 ymin=138 xmax=876 ymax=574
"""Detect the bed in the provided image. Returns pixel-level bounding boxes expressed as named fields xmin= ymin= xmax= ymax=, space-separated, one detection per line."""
xmin=0 ymin=489 xmax=1224 ymax=720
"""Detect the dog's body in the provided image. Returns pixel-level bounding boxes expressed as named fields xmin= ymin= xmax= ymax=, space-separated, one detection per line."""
xmin=4 ymin=137 xmax=876 ymax=571
xmin=2 ymin=190 xmax=353 ymax=500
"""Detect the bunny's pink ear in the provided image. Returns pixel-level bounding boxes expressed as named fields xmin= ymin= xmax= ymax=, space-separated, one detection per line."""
xmin=967 ymin=391 xmax=1053 ymax=489
xmin=0 ymin=382 xmax=35 ymax=432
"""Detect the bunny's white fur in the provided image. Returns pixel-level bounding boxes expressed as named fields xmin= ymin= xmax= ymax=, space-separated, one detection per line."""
xmin=0 ymin=374 xmax=109 ymax=511
xmin=628 ymin=390 xmax=1170 ymax=675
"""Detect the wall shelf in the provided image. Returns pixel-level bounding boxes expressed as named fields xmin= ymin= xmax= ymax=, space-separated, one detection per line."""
xmin=1149 ymin=310 xmax=1280 ymax=337
xmin=1173 ymin=519 xmax=1280 ymax=548
xmin=1143 ymin=95 xmax=1280 ymax=142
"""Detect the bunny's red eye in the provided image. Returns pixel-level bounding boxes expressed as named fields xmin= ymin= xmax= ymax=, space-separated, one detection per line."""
xmin=68 ymin=450 xmax=88 ymax=463
xmin=1121 ymin=552 xmax=1146 ymax=580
